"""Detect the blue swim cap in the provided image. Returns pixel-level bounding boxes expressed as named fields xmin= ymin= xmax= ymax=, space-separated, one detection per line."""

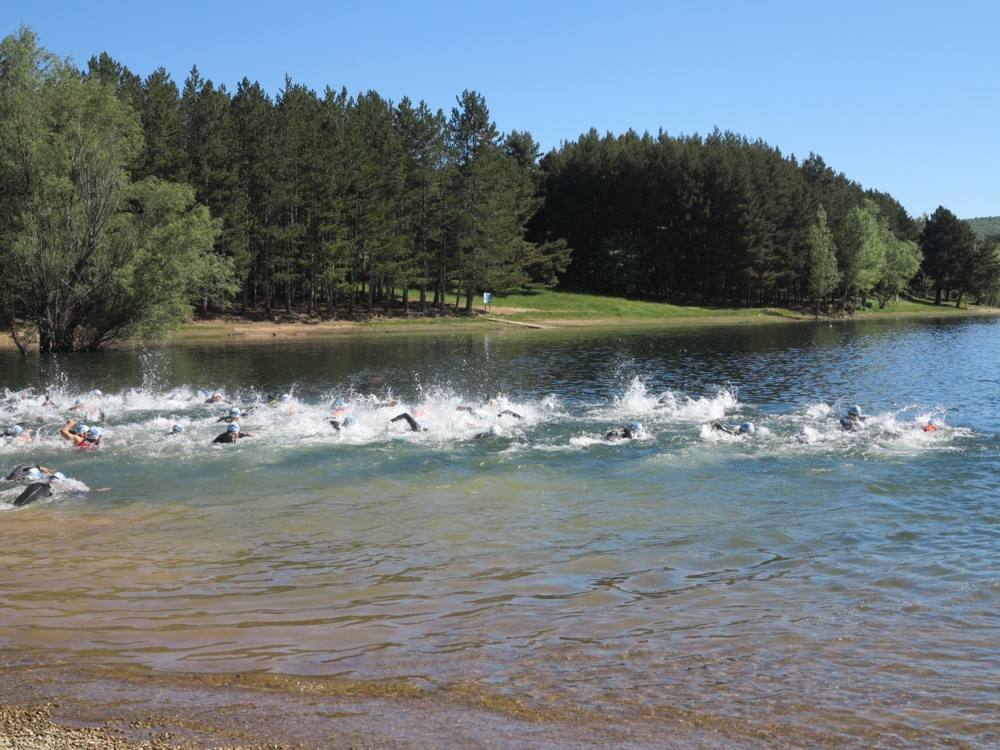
xmin=52 ymin=471 xmax=66 ymax=481
xmin=739 ymin=421 xmax=755 ymax=435
xmin=627 ymin=422 xmax=642 ymax=433
xmin=333 ymin=398 xmax=345 ymax=408
xmin=227 ymin=422 xmax=240 ymax=432
xmin=27 ymin=467 xmax=42 ymax=481
xmin=171 ymin=424 xmax=186 ymax=433
xmin=90 ymin=389 xmax=103 ymax=398
xmin=848 ymin=405 xmax=862 ymax=417
xmin=72 ymin=423 xmax=89 ymax=435
xmin=86 ymin=426 xmax=102 ymax=439
xmin=5 ymin=425 xmax=23 ymax=436
xmin=73 ymin=398 xmax=84 ymax=407
xmin=228 ymin=407 xmax=241 ymax=418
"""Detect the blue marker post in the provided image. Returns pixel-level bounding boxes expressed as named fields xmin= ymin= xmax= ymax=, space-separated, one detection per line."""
xmin=483 ymin=292 xmax=493 ymax=313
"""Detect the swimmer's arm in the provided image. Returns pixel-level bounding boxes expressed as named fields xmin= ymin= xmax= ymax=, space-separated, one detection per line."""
xmin=59 ymin=420 xmax=76 ymax=440
xmin=498 ymin=410 xmax=523 ymax=419
xmin=391 ymin=413 xmax=421 ymax=431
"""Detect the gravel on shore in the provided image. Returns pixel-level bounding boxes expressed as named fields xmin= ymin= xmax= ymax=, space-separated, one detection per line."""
xmin=0 ymin=705 xmax=291 ymax=750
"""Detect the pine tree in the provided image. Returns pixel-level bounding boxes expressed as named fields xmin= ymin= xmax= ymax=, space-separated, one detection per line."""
xmin=920 ymin=206 xmax=978 ymax=304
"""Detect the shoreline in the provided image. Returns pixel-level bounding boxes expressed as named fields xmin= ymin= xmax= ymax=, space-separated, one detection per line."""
xmin=0 ymin=656 xmax=862 ymax=749
xmin=168 ymin=304 xmax=1000 ymax=346
xmin=2 ymin=303 xmax=998 ymax=351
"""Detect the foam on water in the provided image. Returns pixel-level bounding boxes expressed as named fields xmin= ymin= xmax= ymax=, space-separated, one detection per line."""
xmin=0 ymin=380 xmax=980 ymax=464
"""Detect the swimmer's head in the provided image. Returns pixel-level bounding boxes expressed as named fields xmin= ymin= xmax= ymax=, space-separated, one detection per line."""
xmin=489 ymin=424 xmax=503 ymax=437
xmin=848 ymin=405 xmax=862 ymax=418
xmin=73 ymin=398 xmax=84 ymax=407
xmin=229 ymin=407 xmax=241 ymax=418
xmin=171 ymin=424 xmax=186 ymax=434
xmin=626 ymin=422 xmax=642 ymax=434
xmin=86 ymin=426 xmax=102 ymax=440
xmin=72 ymin=423 xmax=89 ymax=435
xmin=342 ymin=415 xmax=356 ymax=427
xmin=52 ymin=471 xmax=66 ymax=481
xmin=227 ymin=423 xmax=240 ymax=433
xmin=280 ymin=394 xmax=292 ymax=403
xmin=5 ymin=425 xmax=23 ymax=437
xmin=332 ymin=398 xmax=345 ymax=408
xmin=26 ymin=467 xmax=42 ymax=481
xmin=739 ymin=421 xmax=755 ymax=435
xmin=89 ymin=389 xmax=103 ymax=399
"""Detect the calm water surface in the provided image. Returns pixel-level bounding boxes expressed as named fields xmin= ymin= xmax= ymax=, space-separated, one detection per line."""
xmin=0 ymin=318 xmax=998 ymax=747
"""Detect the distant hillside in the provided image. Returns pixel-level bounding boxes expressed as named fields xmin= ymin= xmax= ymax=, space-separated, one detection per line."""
xmin=966 ymin=216 xmax=1000 ymax=240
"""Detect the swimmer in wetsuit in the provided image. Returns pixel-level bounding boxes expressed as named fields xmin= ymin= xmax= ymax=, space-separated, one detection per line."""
xmin=330 ymin=415 xmax=356 ymax=431
xmin=391 ymin=412 xmax=426 ymax=432
xmin=2 ymin=424 xmax=32 ymax=443
xmin=5 ymin=465 xmax=58 ymax=481
xmin=218 ymin=407 xmax=245 ymax=423
xmin=213 ymin=422 xmax=254 ymax=443
xmin=839 ymin=405 xmax=866 ymax=432
xmin=605 ymin=422 xmax=643 ymax=441
xmin=712 ymin=421 xmax=755 ymax=437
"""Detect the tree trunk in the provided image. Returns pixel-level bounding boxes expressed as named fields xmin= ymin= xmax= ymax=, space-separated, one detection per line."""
xmin=955 ymin=292 xmax=963 ymax=309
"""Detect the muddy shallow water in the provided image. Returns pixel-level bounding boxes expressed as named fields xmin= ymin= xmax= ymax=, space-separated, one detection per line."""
xmin=1 ymin=319 xmax=998 ymax=748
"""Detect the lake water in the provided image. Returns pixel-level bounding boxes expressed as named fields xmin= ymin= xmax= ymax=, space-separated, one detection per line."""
xmin=1 ymin=318 xmax=998 ymax=748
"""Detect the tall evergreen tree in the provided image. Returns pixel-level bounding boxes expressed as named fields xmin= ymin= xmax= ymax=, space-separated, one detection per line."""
xmin=920 ymin=206 xmax=978 ymax=305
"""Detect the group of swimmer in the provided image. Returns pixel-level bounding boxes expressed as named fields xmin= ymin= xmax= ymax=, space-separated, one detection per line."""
xmin=1 ymin=383 xmax=949 ymax=509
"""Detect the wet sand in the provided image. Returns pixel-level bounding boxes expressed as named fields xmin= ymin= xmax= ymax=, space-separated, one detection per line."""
xmin=0 ymin=656 xmax=878 ymax=750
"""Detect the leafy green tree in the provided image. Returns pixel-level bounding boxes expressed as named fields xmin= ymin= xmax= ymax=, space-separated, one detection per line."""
xmin=874 ymin=236 xmax=921 ymax=308
xmin=839 ymin=201 xmax=887 ymax=311
xmin=0 ymin=29 xmax=232 ymax=352
xmin=805 ymin=206 xmax=839 ymax=317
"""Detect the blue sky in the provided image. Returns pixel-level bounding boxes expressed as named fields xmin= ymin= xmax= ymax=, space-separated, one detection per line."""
xmin=3 ymin=0 xmax=997 ymax=217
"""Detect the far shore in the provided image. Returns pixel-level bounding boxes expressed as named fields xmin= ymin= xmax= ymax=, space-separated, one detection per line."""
xmin=3 ymin=296 xmax=999 ymax=351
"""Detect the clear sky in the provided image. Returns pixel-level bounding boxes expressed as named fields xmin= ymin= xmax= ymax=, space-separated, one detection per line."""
xmin=3 ymin=0 xmax=997 ymax=218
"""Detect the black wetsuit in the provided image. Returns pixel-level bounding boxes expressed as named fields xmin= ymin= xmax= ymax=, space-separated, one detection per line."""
xmin=391 ymin=413 xmax=424 ymax=432
xmin=840 ymin=416 xmax=865 ymax=432
xmin=605 ymin=425 xmax=638 ymax=441
xmin=213 ymin=431 xmax=251 ymax=444
xmin=14 ymin=481 xmax=52 ymax=508
xmin=5 ymin=465 xmax=40 ymax=481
